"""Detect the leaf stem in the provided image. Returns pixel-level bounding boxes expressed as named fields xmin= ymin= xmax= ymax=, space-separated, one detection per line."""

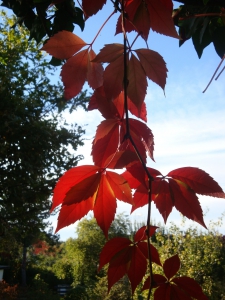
xmin=91 ymin=11 xmax=115 ymax=46
xmin=203 ymin=56 xmax=225 ymax=93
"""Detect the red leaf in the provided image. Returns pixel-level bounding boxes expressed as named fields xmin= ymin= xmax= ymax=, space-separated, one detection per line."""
xmin=94 ymin=174 xmax=118 ymax=238
xmin=92 ymin=120 xmax=119 ymax=167
xmin=51 ymin=165 xmax=99 ymax=212
xmin=172 ymin=277 xmax=209 ymax=300
xmin=154 ymin=283 xmax=171 ymax=300
xmin=106 ymin=171 xmax=133 ymax=204
xmin=169 ymin=179 xmax=207 ymax=228
xmin=128 ymin=99 xmax=147 ymax=122
xmin=138 ymin=242 xmax=161 ymax=266
xmin=132 ymin=184 xmax=148 ymax=213
xmin=92 ymin=43 xmax=124 ymax=63
xmin=53 ymin=166 xmax=132 ymax=237
xmin=103 ymin=55 xmax=124 ymax=100
xmin=107 ymin=246 xmax=133 ymax=291
xmin=98 ymin=237 xmax=132 ymax=271
xmin=147 ymin=0 xmax=179 ymax=38
xmin=82 ymin=0 xmax=106 ymax=17
xmin=126 ymin=245 xmax=148 ymax=294
xmin=163 ymin=254 xmax=180 ymax=280
xmin=55 ymin=198 xmax=94 ymax=232
xmin=129 ymin=119 xmax=154 ymax=161
xmin=167 ymin=167 xmax=224 ymax=196
xmin=143 ymin=274 xmax=167 ymax=290
xmin=153 ymin=179 xmax=173 ymax=223
xmin=135 ymin=48 xmax=168 ymax=90
xmin=61 ymin=49 xmax=88 ymax=99
xmin=87 ymin=49 xmax=104 ymax=89
xmin=170 ymin=285 xmax=193 ymax=300
xmin=128 ymin=53 xmax=147 ymax=110
xmin=132 ymin=1 xmax=151 ymax=40
xmin=63 ymin=173 xmax=101 ymax=205
xmin=106 ymin=150 xmax=139 ymax=169
xmin=134 ymin=225 xmax=158 ymax=242
xmin=41 ymin=31 xmax=87 ymax=59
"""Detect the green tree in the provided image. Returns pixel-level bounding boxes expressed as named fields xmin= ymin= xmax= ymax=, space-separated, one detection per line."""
xmin=0 ymin=11 xmax=87 ymax=286
xmin=52 ymin=214 xmax=133 ymax=299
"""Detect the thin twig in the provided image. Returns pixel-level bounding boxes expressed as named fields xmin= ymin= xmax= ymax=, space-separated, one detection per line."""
xmin=203 ymin=57 xmax=225 ymax=93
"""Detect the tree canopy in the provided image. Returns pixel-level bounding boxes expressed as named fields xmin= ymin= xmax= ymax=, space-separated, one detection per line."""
xmin=0 ymin=10 xmax=86 ymax=255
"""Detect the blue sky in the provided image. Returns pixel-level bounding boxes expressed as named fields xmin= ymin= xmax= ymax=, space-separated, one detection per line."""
xmin=43 ymin=2 xmax=225 ymax=240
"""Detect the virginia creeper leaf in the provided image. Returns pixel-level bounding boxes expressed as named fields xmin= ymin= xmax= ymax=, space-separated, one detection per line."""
xmin=169 ymin=178 xmax=207 ymax=228
xmin=167 ymin=167 xmax=224 ymax=196
xmin=163 ymin=254 xmax=180 ymax=280
xmin=87 ymin=49 xmax=104 ymax=89
xmin=103 ymin=55 xmax=124 ymax=100
xmin=56 ymin=198 xmax=94 ymax=232
xmin=41 ymin=31 xmax=87 ymax=59
xmin=53 ymin=166 xmax=132 ymax=237
xmin=128 ymin=53 xmax=147 ymax=110
xmin=92 ymin=43 xmax=124 ymax=63
xmin=135 ymin=48 xmax=168 ymax=90
xmin=61 ymin=49 xmax=88 ymax=99
xmin=172 ymin=277 xmax=209 ymax=300
xmin=134 ymin=225 xmax=158 ymax=242
xmin=98 ymin=237 xmax=132 ymax=271
xmin=82 ymin=0 xmax=106 ymax=17
xmin=51 ymin=165 xmax=99 ymax=212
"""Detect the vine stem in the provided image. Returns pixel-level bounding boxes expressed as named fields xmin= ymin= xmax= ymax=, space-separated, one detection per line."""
xmin=121 ymin=2 xmax=154 ymax=299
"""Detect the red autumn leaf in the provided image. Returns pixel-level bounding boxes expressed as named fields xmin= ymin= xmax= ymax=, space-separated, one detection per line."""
xmin=169 ymin=285 xmax=193 ymax=300
xmin=129 ymin=119 xmax=154 ymax=161
xmin=172 ymin=277 xmax=209 ymax=300
xmin=51 ymin=165 xmax=99 ymax=212
xmin=147 ymin=0 xmax=179 ymax=38
xmin=99 ymin=234 xmax=160 ymax=293
xmin=61 ymin=49 xmax=88 ymax=99
xmin=92 ymin=43 xmax=124 ymax=63
xmin=134 ymin=225 xmax=158 ymax=242
xmin=103 ymin=55 xmax=124 ymax=100
xmin=163 ymin=254 xmax=180 ymax=280
xmin=116 ymin=0 xmax=179 ymax=39
xmin=153 ymin=179 xmax=173 ymax=223
xmin=82 ymin=0 xmax=106 ymax=17
xmin=52 ymin=166 xmax=132 ymax=237
xmin=169 ymin=178 xmax=207 ymax=228
xmin=41 ymin=31 xmax=87 ymax=59
xmin=98 ymin=237 xmax=132 ymax=271
xmin=154 ymin=283 xmax=171 ymax=300
xmin=92 ymin=118 xmax=154 ymax=167
xmin=106 ymin=151 xmax=138 ymax=169
xmin=132 ymin=1 xmax=151 ymax=40
xmin=142 ymin=274 xmax=167 ymax=290
xmin=167 ymin=167 xmax=224 ymax=196
xmin=87 ymin=49 xmax=104 ymax=89
xmin=61 ymin=48 xmax=103 ymax=99
xmin=56 ymin=197 xmax=94 ymax=232
xmin=128 ymin=53 xmax=147 ymax=110
xmin=135 ymin=48 xmax=168 ymax=90
xmin=89 ymin=89 xmax=147 ymax=122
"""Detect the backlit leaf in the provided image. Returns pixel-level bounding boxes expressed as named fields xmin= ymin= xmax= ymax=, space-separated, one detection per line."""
xmin=135 ymin=48 xmax=168 ymax=89
xmin=61 ymin=49 xmax=88 ymax=99
xmin=128 ymin=53 xmax=147 ymax=110
xmin=87 ymin=49 xmax=104 ymax=89
xmin=163 ymin=254 xmax=180 ymax=280
xmin=92 ymin=43 xmax=124 ymax=63
xmin=167 ymin=167 xmax=224 ymax=196
xmin=41 ymin=31 xmax=87 ymax=59
xmin=82 ymin=0 xmax=106 ymax=17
